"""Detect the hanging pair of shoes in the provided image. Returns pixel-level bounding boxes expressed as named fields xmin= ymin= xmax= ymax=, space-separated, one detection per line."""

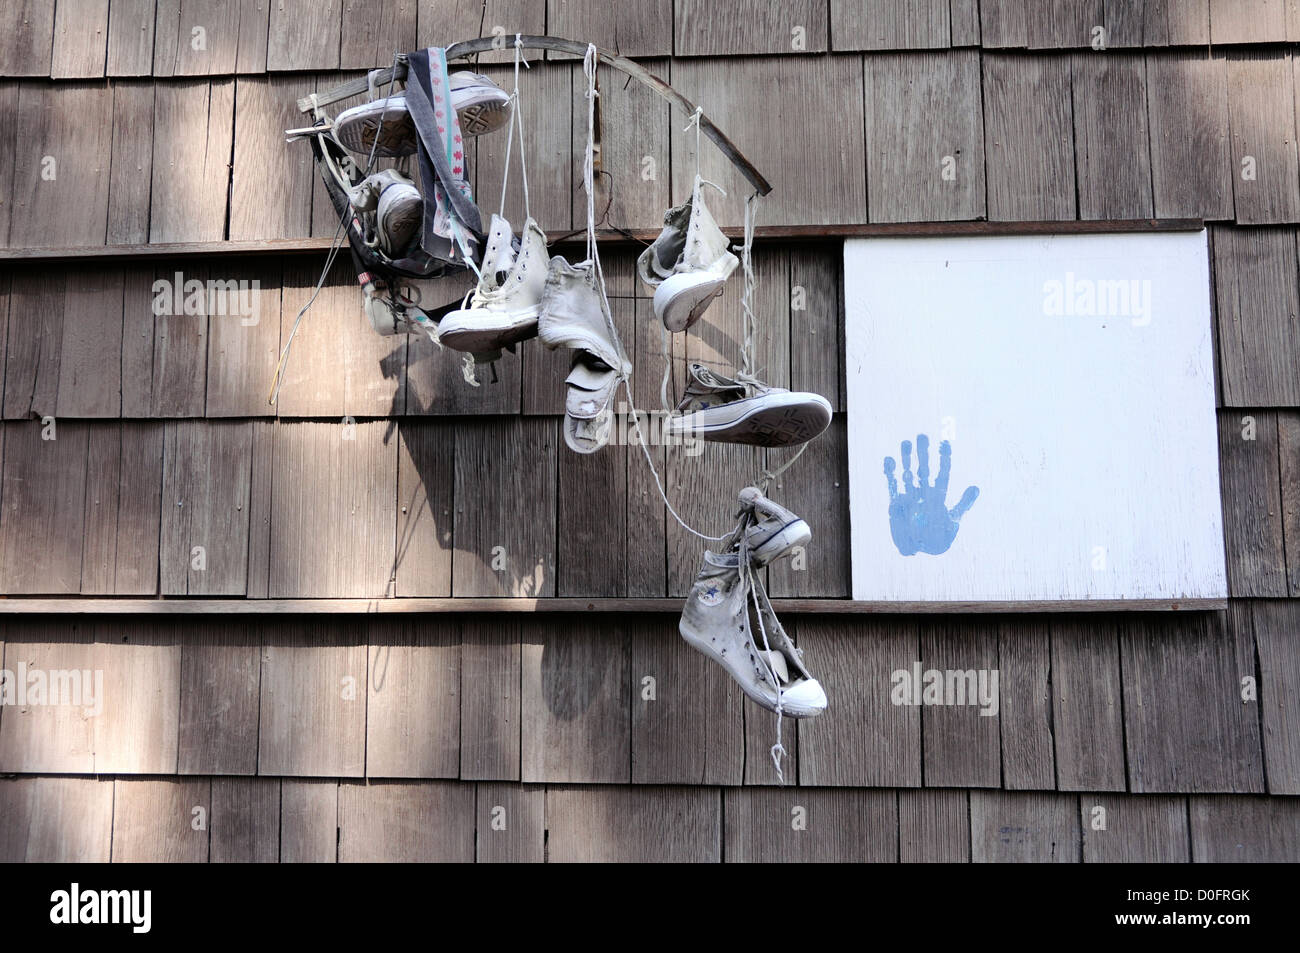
xmin=332 ymin=71 xmax=511 ymax=156
xmin=679 ymin=486 xmax=826 ymax=717
xmin=637 ymin=180 xmax=738 ymax=332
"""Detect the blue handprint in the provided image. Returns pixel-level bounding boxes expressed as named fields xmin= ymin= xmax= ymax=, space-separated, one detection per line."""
xmin=884 ymin=434 xmax=979 ymax=556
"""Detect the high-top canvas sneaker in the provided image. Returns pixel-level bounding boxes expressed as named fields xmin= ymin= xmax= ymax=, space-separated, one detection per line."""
xmin=538 ymin=256 xmax=629 ymax=453
xmin=679 ymin=549 xmax=827 ymax=718
xmin=436 ymin=214 xmax=547 ymax=352
xmin=333 ymin=71 xmax=510 ymax=157
xmin=349 ymin=169 xmax=423 ymax=257
xmin=666 ymin=363 xmax=832 ymax=447
xmin=731 ymin=486 xmax=811 ymax=566
xmin=637 ymin=187 xmax=739 ymax=332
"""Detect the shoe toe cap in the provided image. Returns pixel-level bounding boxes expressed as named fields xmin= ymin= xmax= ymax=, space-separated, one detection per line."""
xmin=781 ymin=679 xmax=828 ymax=717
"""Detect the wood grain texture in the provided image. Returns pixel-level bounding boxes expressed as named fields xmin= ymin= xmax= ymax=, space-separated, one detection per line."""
xmin=475 ymin=782 xmax=544 ymax=862
xmin=230 ymin=75 xmax=318 ymax=241
xmin=56 ymin=268 xmax=124 ymax=417
xmin=452 ymin=416 xmax=557 ymax=596
xmin=1281 ymin=413 xmax=1300 ymax=595
xmin=788 ymin=245 xmax=842 ymax=412
xmin=725 ymin=787 xmax=897 ymax=862
xmin=1050 ymin=618 xmax=1127 ymax=791
xmin=864 ymin=50 xmax=986 ymax=222
xmin=797 ymin=617 xmax=922 ymax=787
xmin=275 ymin=260 xmax=405 ymax=417
xmin=337 ymin=780 xmax=475 ymax=861
xmin=93 ymin=619 xmax=183 ymax=773
xmin=51 ymin=0 xmax=109 ymax=78
xmin=831 ymin=0 xmax=951 ymax=50
xmin=106 ymin=0 xmax=157 ymax=75
xmin=669 ymin=56 xmax=866 ymax=227
xmin=366 ymin=617 xmax=461 ymax=777
xmin=154 ymin=0 xmax=259 ymax=75
xmin=204 ymin=259 xmax=281 ymax=417
xmin=521 ymin=616 xmax=631 ymax=782
xmin=1121 ymin=611 xmax=1264 ymax=793
xmin=419 ymin=0 xmax=546 ymax=64
xmin=1218 ymin=411 xmax=1288 ymax=597
xmin=268 ymin=419 xmax=396 ymax=598
xmin=0 ymin=420 xmax=88 ymax=594
xmin=0 ymin=0 xmax=56 ymax=76
xmin=971 ymin=790 xmax=1081 ymax=862
xmin=1112 ymin=0 xmax=1211 ymax=46
xmin=1212 ymin=228 xmax=1300 ymax=407
xmin=1227 ymin=53 xmax=1300 ymax=225
xmin=919 ymin=619 xmax=1001 ymax=788
xmin=258 ymin=621 xmax=367 ymax=777
xmin=981 ymin=0 xmax=1102 ymax=47
xmin=1071 ymin=53 xmax=1154 ymax=219
xmin=899 ymin=788 xmax=970 ymax=861
xmin=0 ymin=623 xmax=93 ymax=771
xmin=80 ymin=421 xmax=163 ymax=595
xmin=1189 ymin=795 xmax=1300 ymax=861
xmin=675 ymin=0 xmax=827 ymax=55
xmin=982 ymin=53 xmax=1076 ymax=221
xmin=1 ymin=269 xmax=62 ymax=418
xmin=340 ymin=0 xmax=418 ymax=70
xmin=111 ymin=778 xmax=210 ymax=861
xmin=136 ymin=265 xmax=210 ymax=417
xmin=665 ymin=440 xmax=757 ymax=596
xmin=149 ymin=80 xmax=235 ymax=243
xmin=244 ymin=419 xmax=274 ymax=598
xmin=1243 ymin=601 xmax=1300 ymax=793
xmin=279 ymin=780 xmax=338 ymax=861
xmin=1146 ymin=53 xmax=1232 ymax=220
xmin=0 ymin=777 xmax=114 ymax=862
xmin=998 ymin=619 xmax=1056 ymax=790
xmin=107 ymin=80 xmax=155 ymax=244
xmin=625 ymin=437 xmax=667 ymax=597
xmin=568 ymin=59 xmax=670 ymax=231
xmin=1080 ymin=794 xmax=1190 ymax=861
xmin=7 ymin=82 xmax=113 ymax=248
xmin=210 ymin=777 xmax=280 ymax=862
xmin=178 ymin=618 xmax=262 ymax=775
xmin=394 ymin=419 xmax=454 ymax=596
xmin=1210 ymin=0 xmax=1290 ymax=43
xmin=630 ymin=619 xmax=744 ymax=784
xmin=161 ymin=420 xmax=252 ymax=595
xmin=546 ymin=0 xmax=671 ymax=57
xmin=766 ymin=417 xmax=850 ymax=598
xmin=459 ymin=616 xmax=522 ymax=780
xmin=267 ymin=0 xmax=341 ymax=70
xmin=546 ymin=784 xmax=719 ymax=861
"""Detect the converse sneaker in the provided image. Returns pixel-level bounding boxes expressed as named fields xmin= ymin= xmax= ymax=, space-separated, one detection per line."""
xmin=436 ymin=214 xmax=547 ymax=352
xmin=666 ymin=363 xmax=832 ymax=448
xmin=349 ymin=169 xmax=423 ymax=257
xmin=637 ymin=184 xmax=738 ymax=332
xmin=679 ymin=549 xmax=826 ymax=718
xmin=730 ymin=486 xmax=811 ymax=567
xmin=333 ymin=71 xmax=510 ymax=157
xmin=564 ymin=352 xmax=620 ymax=454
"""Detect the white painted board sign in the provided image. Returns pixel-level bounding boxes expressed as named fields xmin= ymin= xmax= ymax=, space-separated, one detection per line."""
xmin=843 ymin=231 xmax=1226 ymax=602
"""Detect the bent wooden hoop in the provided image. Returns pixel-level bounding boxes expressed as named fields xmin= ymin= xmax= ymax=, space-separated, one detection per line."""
xmin=297 ymin=35 xmax=773 ymax=196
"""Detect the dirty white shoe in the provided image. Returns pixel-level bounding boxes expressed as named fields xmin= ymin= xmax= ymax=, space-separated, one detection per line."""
xmin=349 ymin=169 xmax=423 ymax=257
xmin=665 ymin=363 xmax=831 ymax=448
xmin=733 ymin=486 xmax=811 ymax=566
xmin=437 ymin=214 xmax=547 ymax=352
xmin=333 ymin=71 xmax=510 ymax=157
xmin=637 ymin=183 xmax=738 ymax=332
xmin=679 ymin=549 xmax=826 ymax=718
xmin=564 ymin=353 xmax=620 ymax=454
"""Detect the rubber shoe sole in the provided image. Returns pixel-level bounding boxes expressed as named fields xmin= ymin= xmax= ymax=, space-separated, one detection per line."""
xmin=668 ymin=392 xmax=832 ymax=448
xmin=436 ymin=307 xmax=540 ymax=352
xmin=655 ymin=271 xmax=726 ymax=332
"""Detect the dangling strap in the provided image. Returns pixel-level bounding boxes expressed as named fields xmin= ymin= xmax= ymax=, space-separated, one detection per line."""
xmin=498 ymin=35 xmax=532 ymax=220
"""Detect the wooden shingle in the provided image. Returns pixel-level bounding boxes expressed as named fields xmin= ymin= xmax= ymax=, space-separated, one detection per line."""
xmin=210 ymin=777 xmax=280 ymax=862
xmin=0 ymin=0 xmax=56 ymax=77
xmin=1050 ymin=618 xmax=1127 ymax=791
xmin=831 ymin=0 xmax=951 ymax=50
xmin=1071 ymin=52 xmax=1154 ymax=219
xmin=1218 ymin=410 xmax=1288 ymax=597
xmin=863 ymin=50 xmax=986 ymax=223
xmin=557 ymin=432 xmax=628 ymax=595
xmin=475 ymin=782 xmax=545 ymax=862
xmin=337 ymin=781 xmax=475 ymax=861
xmin=258 ymin=621 xmax=367 ymax=777
xmin=546 ymin=785 xmax=719 ymax=861
xmin=724 ymin=788 xmax=898 ymax=862
xmin=630 ymin=620 xmax=744 ymax=785
xmin=1146 ymin=53 xmax=1233 ymax=220
xmin=176 ymin=618 xmax=261 ymax=777
xmin=1121 ymin=611 xmax=1265 ymax=793
xmin=797 ymin=617 xmax=921 ymax=787
xmin=788 ymin=245 xmax=842 ymax=412
xmin=418 ymin=0 xmax=545 ymax=63
xmin=625 ymin=438 xmax=668 ymax=597
xmin=899 ymin=788 xmax=970 ymax=861
xmin=0 ymin=777 xmax=114 ymax=862
xmin=971 ymin=790 xmax=1081 ymax=862
xmin=0 ymin=420 xmax=88 ymax=594
xmin=521 ymin=616 xmax=631 ymax=782
xmin=365 ymin=617 xmax=461 ymax=778
xmin=279 ymin=780 xmax=338 ymax=861
xmin=1080 ymin=794 xmax=1190 ymax=861
xmin=230 ymin=75 xmax=318 ymax=241
xmin=982 ymin=53 xmax=1076 ymax=221
xmin=205 ymin=259 xmax=282 ymax=417
xmin=268 ymin=419 xmax=396 ymax=598
xmin=1250 ymin=599 xmax=1300 ymax=794
xmin=920 ymin=619 xmax=1001 ymax=788
xmin=980 ymin=0 xmax=1102 ymax=48
xmin=1227 ymin=53 xmax=1300 ymax=224
xmin=268 ymin=0 xmax=343 ymax=71
xmin=459 ymin=616 xmax=522 ymax=780
xmin=51 ymin=0 xmax=109 ymax=79
xmin=107 ymin=80 xmax=155 ymax=244
xmin=393 ymin=419 xmax=455 ymax=596
xmin=81 ymin=421 xmax=163 ymax=594
xmin=1281 ymin=412 xmax=1300 ymax=594
xmin=1210 ymin=0 xmax=1291 ymax=44
xmin=545 ymin=0 xmax=672 ymax=58
xmin=149 ymin=80 xmax=235 ymax=243
xmin=110 ymin=778 xmax=210 ymax=862
xmin=1189 ymin=795 xmax=1300 ymax=861
xmin=766 ymin=416 xmax=850 ymax=597
xmin=106 ymin=0 xmax=157 ymax=76
xmin=998 ymin=619 xmax=1056 ymax=790
xmin=674 ymin=0 xmax=827 ymax=55
xmin=340 ymin=0 xmax=418 ymax=70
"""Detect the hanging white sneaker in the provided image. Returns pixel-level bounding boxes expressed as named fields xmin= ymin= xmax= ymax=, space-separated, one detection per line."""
xmin=678 ymin=549 xmax=826 ymax=718
xmin=732 ymin=486 xmax=811 ymax=566
xmin=349 ymin=169 xmax=423 ymax=257
xmin=564 ymin=353 xmax=620 ymax=454
xmin=637 ymin=186 xmax=738 ymax=332
xmin=436 ymin=214 xmax=547 ymax=352
xmin=333 ymin=71 xmax=510 ymax=157
xmin=665 ymin=363 xmax=831 ymax=448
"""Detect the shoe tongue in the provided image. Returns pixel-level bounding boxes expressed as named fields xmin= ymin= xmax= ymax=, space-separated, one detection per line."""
xmin=689 ymin=363 xmax=740 ymax=391
xmin=762 ymin=650 xmax=790 ymax=684
xmin=565 ymin=358 xmax=619 ymax=420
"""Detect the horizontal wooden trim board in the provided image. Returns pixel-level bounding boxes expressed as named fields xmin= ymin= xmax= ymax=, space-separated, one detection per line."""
xmin=0 ymin=220 xmax=1206 ymax=264
xmin=0 ymin=597 xmax=1228 ymax=615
